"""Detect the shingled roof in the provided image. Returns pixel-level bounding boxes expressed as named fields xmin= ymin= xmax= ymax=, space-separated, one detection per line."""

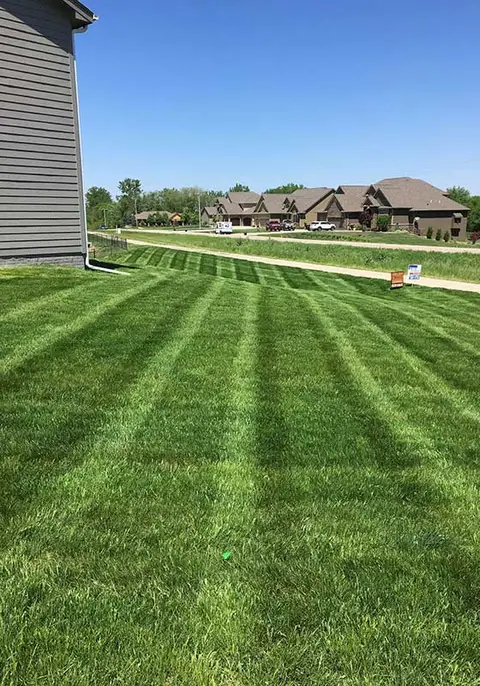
xmin=226 ymin=191 xmax=260 ymax=205
xmin=373 ymin=178 xmax=469 ymax=211
xmin=334 ymin=186 xmax=370 ymax=212
xmin=288 ymin=187 xmax=333 ymax=213
xmin=217 ymin=199 xmax=255 ymax=215
xmin=254 ymin=193 xmax=290 ymax=214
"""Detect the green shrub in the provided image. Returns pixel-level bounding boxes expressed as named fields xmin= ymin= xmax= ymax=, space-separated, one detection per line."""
xmin=435 ymin=229 xmax=442 ymax=241
xmin=426 ymin=226 xmax=433 ymax=239
xmin=376 ymin=215 xmax=391 ymax=232
xmin=443 ymin=231 xmax=450 ymax=243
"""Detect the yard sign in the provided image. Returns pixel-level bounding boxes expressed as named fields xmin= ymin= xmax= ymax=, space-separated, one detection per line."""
xmin=407 ymin=264 xmax=422 ymax=283
xmin=391 ymin=271 xmax=404 ymax=289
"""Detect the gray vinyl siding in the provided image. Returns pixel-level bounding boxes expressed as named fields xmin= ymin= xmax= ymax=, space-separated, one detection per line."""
xmin=0 ymin=0 xmax=86 ymax=263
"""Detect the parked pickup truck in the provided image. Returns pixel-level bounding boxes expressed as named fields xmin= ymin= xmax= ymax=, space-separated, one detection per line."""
xmin=308 ymin=221 xmax=336 ymax=231
xmin=266 ymin=220 xmax=283 ymax=231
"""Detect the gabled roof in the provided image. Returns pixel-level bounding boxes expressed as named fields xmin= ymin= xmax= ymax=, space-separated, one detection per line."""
xmin=226 ymin=191 xmax=260 ymax=205
xmin=333 ymin=186 xmax=370 ymax=212
xmin=288 ymin=187 xmax=333 ymax=213
xmin=290 ymin=187 xmax=331 ymax=198
xmin=373 ymin=177 xmax=469 ymax=211
xmin=254 ymin=193 xmax=290 ymax=214
xmin=217 ymin=200 xmax=254 ymax=215
xmin=59 ymin=0 xmax=96 ymax=28
xmin=202 ymin=206 xmax=218 ymax=217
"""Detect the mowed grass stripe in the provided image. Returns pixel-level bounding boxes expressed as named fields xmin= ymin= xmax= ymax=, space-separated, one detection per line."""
xmin=248 ymin=287 xmax=476 ymax=683
xmin=1 ymin=279 xmax=259 ymax=684
xmin=341 ymin=290 xmax=480 ymax=386
xmin=0 ymin=273 xmax=210 ymax=532
xmin=16 ymin=275 xmax=223 ymax=512
xmin=0 ymin=274 xmax=91 ymax=322
xmin=314 ymin=290 xmax=480 ymax=426
xmin=184 ymin=287 xmax=260 ymax=681
xmin=308 ymin=267 xmax=480 ymax=337
xmin=0 ymin=277 xmax=225 ymax=685
xmin=0 ymin=274 xmax=166 ymax=375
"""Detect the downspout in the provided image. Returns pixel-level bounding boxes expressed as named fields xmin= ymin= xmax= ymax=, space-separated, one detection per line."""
xmin=72 ymin=25 xmax=129 ymax=275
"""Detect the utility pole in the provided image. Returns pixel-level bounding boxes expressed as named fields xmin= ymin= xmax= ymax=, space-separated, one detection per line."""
xmin=134 ymin=196 xmax=138 ymax=228
xmin=197 ymin=190 xmax=201 ymax=230
xmin=103 ymin=207 xmax=107 ymax=228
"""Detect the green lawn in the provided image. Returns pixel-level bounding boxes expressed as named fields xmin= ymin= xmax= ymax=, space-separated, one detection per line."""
xmin=2 ymin=252 xmax=480 ymax=684
xmin=115 ymin=231 xmax=480 ymax=283
xmin=291 ymin=231 xmax=470 ymax=246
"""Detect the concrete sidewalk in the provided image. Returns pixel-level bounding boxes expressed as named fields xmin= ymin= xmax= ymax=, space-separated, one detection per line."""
xmin=123 ymin=237 xmax=480 ymax=294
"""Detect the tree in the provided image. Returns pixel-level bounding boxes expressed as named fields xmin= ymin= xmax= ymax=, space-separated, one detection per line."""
xmin=446 ymin=186 xmax=471 ymax=207
xmin=358 ymin=209 xmax=372 ymax=230
xmin=264 ymin=183 xmax=305 ymax=194
xmin=86 ymin=186 xmax=112 ymax=209
xmin=446 ymin=186 xmax=480 ymax=232
xmin=468 ymin=196 xmax=480 ymax=232
xmin=118 ymin=178 xmax=142 ymax=225
xmin=229 ymin=183 xmax=250 ymax=193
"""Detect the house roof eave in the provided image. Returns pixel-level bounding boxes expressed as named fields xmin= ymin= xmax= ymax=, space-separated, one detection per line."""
xmin=60 ymin=0 xmax=97 ymax=27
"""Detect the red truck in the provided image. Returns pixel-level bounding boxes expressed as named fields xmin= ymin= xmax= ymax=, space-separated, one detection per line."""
xmin=266 ymin=220 xmax=283 ymax=232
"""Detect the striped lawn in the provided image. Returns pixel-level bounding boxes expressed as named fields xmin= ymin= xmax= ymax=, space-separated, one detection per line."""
xmin=0 ymin=253 xmax=480 ymax=686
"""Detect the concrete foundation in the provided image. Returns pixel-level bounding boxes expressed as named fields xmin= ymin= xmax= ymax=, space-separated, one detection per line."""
xmin=0 ymin=254 xmax=86 ymax=268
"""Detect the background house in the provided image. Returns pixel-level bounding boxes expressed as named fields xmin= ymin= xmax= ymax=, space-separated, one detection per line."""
xmin=253 ymin=194 xmax=291 ymax=227
xmin=225 ymin=191 xmax=259 ymax=210
xmin=367 ymin=178 xmax=469 ymax=238
xmin=288 ymin=187 xmax=334 ymax=227
xmin=325 ymin=186 xmax=371 ymax=228
xmin=201 ymin=206 xmax=218 ymax=226
xmin=0 ymin=0 xmax=95 ymax=267
xmin=216 ymin=197 xmax=256 ymax=226
xmin=135 ymin=211 xmax=182 ymax=226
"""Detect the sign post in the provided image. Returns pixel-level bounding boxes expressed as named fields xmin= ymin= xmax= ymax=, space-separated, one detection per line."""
xmin=390 ymin=271 xmax=404 ymax=289
xmin=407 ymin=264 xmax=422 ymax=284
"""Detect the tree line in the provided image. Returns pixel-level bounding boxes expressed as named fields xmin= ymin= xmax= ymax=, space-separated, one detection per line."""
xmin=446 ymin=187 xmax=480 ymax=232
xmin=85 ymin=180 xmax=307 ymax=228
xmin=86 ymin=180 xmax=479 ymax=232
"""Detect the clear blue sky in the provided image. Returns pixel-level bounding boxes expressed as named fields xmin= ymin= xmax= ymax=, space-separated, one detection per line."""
xmin=75 ymin=0 xmax=480 ymax=195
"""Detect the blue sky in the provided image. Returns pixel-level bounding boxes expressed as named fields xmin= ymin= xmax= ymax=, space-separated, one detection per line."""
xmin=75 ymin=0 xmax=480 ymax=195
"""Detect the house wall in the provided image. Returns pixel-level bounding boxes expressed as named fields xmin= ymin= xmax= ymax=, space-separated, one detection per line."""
xmin=344 ymin=213 xmax=361 ymax=228
xmin=303 ymin=193 xmax=333 ymax=227
xmin=325 ymin=196 xmax=343 ymax=227
xmin=255 ymin=214 xmax=269 ymax=228
xmin=391 ymin=211 xmax=410 ymax=227
xmin=201 ymin=210 xmax=213 ymax=226
xmin=412 ymin=212 xmax=468 ymax=240
xmin=0 ymin=0 xmax=86 ymax=266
